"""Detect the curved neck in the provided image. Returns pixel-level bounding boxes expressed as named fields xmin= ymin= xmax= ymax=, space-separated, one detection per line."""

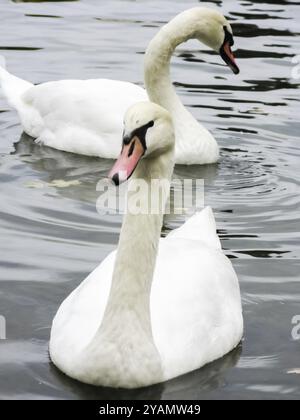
xmin=144 ymin=23 xmax=189 ymax=112
xmin=143 ymin=9 xmax=218 ymax=165
xmin=144 ymin=9 xmax=208 ymax=111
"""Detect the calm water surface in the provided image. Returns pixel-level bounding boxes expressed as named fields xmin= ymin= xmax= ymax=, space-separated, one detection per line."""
xmin=0 ymin=0 xmax=299 ymax=400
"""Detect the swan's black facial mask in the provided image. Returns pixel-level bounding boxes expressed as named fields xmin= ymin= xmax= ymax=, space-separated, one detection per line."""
xmin=219 ymin=26 xmax=239 ymax=75
xmin=109 ymin=120 xmax=154 ymax=186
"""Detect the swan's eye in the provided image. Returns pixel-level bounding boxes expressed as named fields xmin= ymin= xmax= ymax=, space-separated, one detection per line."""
xmin=123 ymin=120 xmax=155 ymax=148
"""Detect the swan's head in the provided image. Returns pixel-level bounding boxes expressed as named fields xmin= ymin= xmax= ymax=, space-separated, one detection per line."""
xmin=109 ymin=102 xmax=173 ymax=185
xmin=183 ymin=8 xmax=239 ymax=74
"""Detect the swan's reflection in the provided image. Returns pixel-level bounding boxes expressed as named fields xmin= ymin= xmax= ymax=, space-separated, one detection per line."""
xmin=12 ymin=132 xmax=113 ymax=204
xmin=13 ymin=132 xmax=112 ymax=180
xmin=49 ymin=344 xmax=242 ymax=400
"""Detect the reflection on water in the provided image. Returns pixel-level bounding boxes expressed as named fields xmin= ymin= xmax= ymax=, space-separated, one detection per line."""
xmin=0 ymin=0 xmax=300 ymax=400
xmin=47 ymin=346 xmax=242 ymax=400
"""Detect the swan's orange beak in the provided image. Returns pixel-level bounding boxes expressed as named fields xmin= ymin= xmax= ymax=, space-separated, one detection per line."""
xmin=220 ymin=41 xmax=239 ymax=75
xmin=109 ymin=136 xmax=145 ymax=186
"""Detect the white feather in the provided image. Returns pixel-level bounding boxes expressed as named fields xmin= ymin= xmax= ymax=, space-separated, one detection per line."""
xmin=50 ymin=207 xmax=243 ymax=386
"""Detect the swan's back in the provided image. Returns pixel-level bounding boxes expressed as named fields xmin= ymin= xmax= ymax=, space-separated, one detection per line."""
xmin=166 ymin=206 xmax=221 ymax=247
xmin=151 ymin=207 xmax=243 ymax=380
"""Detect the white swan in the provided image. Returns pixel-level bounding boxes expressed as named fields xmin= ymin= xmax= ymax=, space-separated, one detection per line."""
xmin=0 ymin=7 xmax=239 ymax=165
xmin=49 ymin=101 xmax=243 ymax=388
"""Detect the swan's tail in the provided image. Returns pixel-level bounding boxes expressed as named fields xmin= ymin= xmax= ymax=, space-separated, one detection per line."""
xmin=167 ymin=206 xmax=222 ymax=249
xmin=0 ymin=55 xmax=33 ymax=110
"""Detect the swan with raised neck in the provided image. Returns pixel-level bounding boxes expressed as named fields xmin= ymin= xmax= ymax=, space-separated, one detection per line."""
xmin=51 ymin=102 xmax=175 ymax=387
xmin=0 ymin=8 xmax=239 ymax=165
xmin=144 ymin=7 xmax=239 ymax=164
xmin=49 ymin=102 xmax=243 ymax=388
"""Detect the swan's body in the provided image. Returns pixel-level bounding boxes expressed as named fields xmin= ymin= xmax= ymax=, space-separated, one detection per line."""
xmin=4 ymin=77 xmax=147 ymax=158
xmin=50 ymin=102 xmax=243 ymax=388
xmin=50 ymin=208 xmax=243 ymax=387
xmin=0 ymin=8 xmax=239 ymax=165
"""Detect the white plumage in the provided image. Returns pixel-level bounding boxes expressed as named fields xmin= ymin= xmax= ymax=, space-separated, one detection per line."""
xmin=50 ymin=208 xmax=243 ymax=385
xmin=50 ymin=102 xmax=243 ymax=388
xmin=0 ymin=8 xmax=239 ymax=165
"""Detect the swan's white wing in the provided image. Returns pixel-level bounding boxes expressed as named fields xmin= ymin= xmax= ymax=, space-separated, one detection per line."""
xmin=151 ymin=207 xmax=242 ymax=380
xmin=152 ymin=239 xmax=242 ymax=381
xmin=21 ymin=79 xmax=147 ymax=158
xmin=50 ymin=250 xmax=116 ymax=369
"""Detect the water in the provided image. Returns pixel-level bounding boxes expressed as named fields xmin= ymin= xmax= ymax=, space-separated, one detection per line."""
xmin=0 ymin=0 xmax=299 ymax=400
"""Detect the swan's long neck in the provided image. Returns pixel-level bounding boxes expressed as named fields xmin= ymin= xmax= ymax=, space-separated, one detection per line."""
xmin=144 ymin=9 xmax=218 ymax=164
xmin=144 ymin=9 xmax=213 ymax=110
xmin=144 ymin=16 xmax=196 ymax=111
xmin=97 ymin=146 xmax=174 ymax=386
xmin=107 ymin=150 xmax=173 ymax=324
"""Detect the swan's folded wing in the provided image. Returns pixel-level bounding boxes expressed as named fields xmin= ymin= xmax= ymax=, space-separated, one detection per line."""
xmin=20 ymin=79 xmax=148 ymax=156
xmin=166 ymin=206 xmax=221 ymax=249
